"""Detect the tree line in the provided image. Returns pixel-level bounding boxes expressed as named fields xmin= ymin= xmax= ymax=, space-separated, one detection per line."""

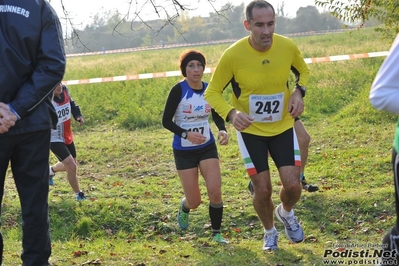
xmin=65 ymin=3 xmax=381 ymax=54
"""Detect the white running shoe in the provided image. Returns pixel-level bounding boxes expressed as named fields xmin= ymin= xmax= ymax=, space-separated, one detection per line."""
xmin=275 ymin=204 xmax=304 ymax=243
xmin=263 ymin=231 xmax=279 ymax=251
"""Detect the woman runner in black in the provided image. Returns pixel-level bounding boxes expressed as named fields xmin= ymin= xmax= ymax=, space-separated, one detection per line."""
xmin=162 ymin=50 xmax=229 ymax=243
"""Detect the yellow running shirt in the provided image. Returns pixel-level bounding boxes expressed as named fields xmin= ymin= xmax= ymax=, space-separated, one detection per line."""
xmin=205 ymin=34 xmax=309 ymax=137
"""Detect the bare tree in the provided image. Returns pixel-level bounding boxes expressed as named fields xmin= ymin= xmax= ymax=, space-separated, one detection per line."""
xmin=50 ymin=0 xmax=233 ymax=50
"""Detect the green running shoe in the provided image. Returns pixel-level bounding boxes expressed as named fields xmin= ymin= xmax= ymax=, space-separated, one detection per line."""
xmin=213 ymin=233 xmax=228 ymax=244
xmin=177 ymin=199 xmax=189 ymax=229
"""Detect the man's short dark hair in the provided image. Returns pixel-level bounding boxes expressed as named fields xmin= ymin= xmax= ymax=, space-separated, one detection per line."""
xmin=245 ymin=0 xmax=275 ymax=22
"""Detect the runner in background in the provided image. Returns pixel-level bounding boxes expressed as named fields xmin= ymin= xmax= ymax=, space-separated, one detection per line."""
xmin=294 ymin=118 xmax=319 ymax=192
xmin=49 ymin=83 xmax=86 ymax=201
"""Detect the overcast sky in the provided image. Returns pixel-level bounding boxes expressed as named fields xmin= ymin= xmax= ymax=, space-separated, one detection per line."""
xmin=50 ymin=0 xmax=321 ymax=28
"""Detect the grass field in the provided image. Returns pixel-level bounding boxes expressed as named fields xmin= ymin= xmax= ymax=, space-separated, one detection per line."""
xmin=2 ymin=28 xmax=399 ymax=265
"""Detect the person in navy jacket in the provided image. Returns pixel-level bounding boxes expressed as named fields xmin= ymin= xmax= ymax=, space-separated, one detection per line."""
xmin=0 ymin=0 xmax=66 ymax=264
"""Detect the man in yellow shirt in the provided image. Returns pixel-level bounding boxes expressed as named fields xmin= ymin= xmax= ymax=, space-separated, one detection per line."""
xmin=205 ymin=0 xmax=309 ymax=251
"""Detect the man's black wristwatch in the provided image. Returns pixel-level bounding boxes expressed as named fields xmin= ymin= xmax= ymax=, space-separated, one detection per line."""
xmin=181 ymin=130 xmax=188 ymax=139
xmin=296 ymin=86 xmax=306 ymax=97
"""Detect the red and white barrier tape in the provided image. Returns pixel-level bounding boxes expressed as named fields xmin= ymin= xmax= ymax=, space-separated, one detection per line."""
xmin=62 ymin=51 xmax=388 ymax=85
xmin=304 ymin=51 xmax=388 ymax=63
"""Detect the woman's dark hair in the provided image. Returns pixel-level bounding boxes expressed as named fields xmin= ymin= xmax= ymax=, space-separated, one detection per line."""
xmin=179 ymin=50 xmax=206 ymax=77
